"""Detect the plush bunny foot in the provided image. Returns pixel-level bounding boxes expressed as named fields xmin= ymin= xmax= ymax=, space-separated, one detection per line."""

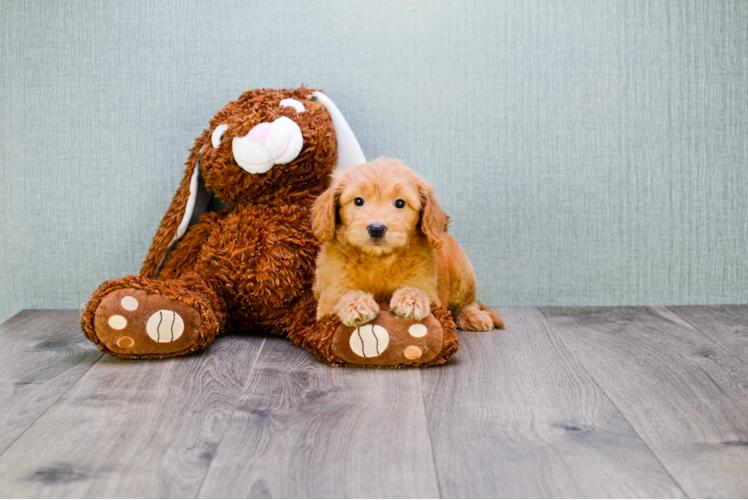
xmin=326 ymin=305 xmax=459 ymax=367
xmin=81 ymin=276 xmax=223 ymax=359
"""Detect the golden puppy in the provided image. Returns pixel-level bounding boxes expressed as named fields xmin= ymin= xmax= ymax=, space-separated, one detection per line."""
xmin=311 ymin=157 xmax=504 ymax=332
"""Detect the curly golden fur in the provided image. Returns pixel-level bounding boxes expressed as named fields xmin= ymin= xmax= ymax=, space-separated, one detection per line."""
xmin=312 ymin=157 xmax=504 ymax=331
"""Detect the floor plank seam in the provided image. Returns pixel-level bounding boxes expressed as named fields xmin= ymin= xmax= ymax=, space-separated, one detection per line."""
xmin=535 ymin=308 xmax=691 ymax=498
xmin=664 ymin=306 xmax=748 ymax=371
xmin=419 ymin=369 xmax=444 ymax=499
xmin=0 ymin=351 xmax=105 ymax=461
xmin=193 ymin=335 xmax=268 ymax=499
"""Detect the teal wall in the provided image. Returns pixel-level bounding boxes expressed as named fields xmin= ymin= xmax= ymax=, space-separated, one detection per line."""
xmin=1 ymin=0 xmax=747 ymax=323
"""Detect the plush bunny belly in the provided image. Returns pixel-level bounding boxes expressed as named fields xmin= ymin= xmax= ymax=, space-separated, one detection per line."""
xmin=186 ymin=203 xmax=320 ymax=333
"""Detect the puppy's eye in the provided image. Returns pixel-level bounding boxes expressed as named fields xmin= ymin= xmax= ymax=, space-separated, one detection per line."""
xmin=211 ymin=124 xmax=228 ymax=148
xmin=354 ymin=197 xmax=365 ymax=207
xmin=394 ymin=199 xmax=406 ymax=209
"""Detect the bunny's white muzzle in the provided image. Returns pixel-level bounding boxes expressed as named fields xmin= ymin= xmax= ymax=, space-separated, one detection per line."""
xmin=231 ymin=116 xmax=303 ymax=174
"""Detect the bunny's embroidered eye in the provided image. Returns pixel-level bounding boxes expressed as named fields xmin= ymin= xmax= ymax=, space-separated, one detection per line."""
xmin=394 ymin=199 xmax=406 ymax=209
xmin=280 ymin=98 xmax=305 ymax=113
xmin=211 ymin=124 xmax=228 ymax=148
xmin=354 ymin=197 xmax=365 ymax=207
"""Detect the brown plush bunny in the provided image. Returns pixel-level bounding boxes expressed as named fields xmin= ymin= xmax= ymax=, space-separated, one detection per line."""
xmin=80 ymin=87 xmax=459 ymax=367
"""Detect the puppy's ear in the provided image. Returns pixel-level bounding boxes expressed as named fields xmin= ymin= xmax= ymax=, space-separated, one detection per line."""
xmin=311 ymin=177 xmax=340 ymax=242
xmin=418 ymin=179 xmax=449 ymax=249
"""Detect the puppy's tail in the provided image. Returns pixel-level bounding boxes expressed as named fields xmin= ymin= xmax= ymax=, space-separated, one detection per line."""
xmin=479 ymin=302 xmax=505 ymax=330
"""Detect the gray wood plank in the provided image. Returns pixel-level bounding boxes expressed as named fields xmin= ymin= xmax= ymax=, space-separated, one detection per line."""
xmin=669 ymin=305 xmax=748 ymax=364
xmin=422 ymin=307 xmax=684 ymax=498
xmin=0 ymin=310 xmax=102 ymax=456
xmin=541 ymin=306 xmax=748 ymax=499
xmin=0 ymin=331 xmax=265 ymax=498
xmin=197 ymin=336 xmax=440 ymax=499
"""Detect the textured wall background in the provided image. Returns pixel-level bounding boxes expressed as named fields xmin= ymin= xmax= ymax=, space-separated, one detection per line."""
xmin=1 ymin=0 xmax=747 ymax=323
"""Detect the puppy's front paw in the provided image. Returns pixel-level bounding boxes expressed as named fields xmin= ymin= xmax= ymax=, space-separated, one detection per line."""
xmin=335 ymin=291 xmax=380 ymax=327
xmin=390 ymin=288 xmax=431 ymax=321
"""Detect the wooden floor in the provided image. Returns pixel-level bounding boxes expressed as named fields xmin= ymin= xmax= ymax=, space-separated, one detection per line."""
xmin=0 ymin=306 xmax=747 ymax=498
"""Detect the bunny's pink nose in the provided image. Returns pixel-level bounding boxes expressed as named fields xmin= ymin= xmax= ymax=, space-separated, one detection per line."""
xmin=246 ymin=123 xmax=273 ymax=145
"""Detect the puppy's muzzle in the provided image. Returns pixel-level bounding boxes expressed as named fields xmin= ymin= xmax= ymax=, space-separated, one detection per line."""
xmin=367 ymin=224 xmax=387 ymax=239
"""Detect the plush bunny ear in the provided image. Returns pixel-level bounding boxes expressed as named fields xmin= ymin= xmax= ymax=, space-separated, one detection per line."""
xmin=140 ymin=148 xmax=214 ymax=279
xmin=311 ymin=92 xmax=366 ymax=169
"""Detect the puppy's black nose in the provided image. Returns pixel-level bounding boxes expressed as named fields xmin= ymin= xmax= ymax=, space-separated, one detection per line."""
xmin=367 ymin=223 xmax=387 ymax=238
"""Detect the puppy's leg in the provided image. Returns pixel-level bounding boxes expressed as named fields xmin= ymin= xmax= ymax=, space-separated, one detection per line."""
xmin=390 ymin=287 xmax=431 ymax=321
xmin=439 ymin=235 xmax=505 ymax=331
xmin=454 ymin=301 xmax=500 ymax=331
xmin=334 ymin=290 xmax=380 ymax=327
xmin=316 ymin=291 xmax=341 ymax=320
xmin=479 ymin=302 xmax=505 ymax=329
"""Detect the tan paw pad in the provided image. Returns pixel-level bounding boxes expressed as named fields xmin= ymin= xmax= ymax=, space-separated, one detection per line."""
xmin=146 ymin=310 xmax=184 ymax=343
xmin=349 ymin=324 xmax=389 ymax=358
xmin=108 ymin=315 xmax=127 ymax=330
xmin=404 ymin=345 xmax=422 ymax=360
xmin=408 ymin=323 xmax=428 ymax=338
xmin=121 ymin=296 xmax=139 ymax=311
xmin=116 ymin=336 xmax=134 ymax=348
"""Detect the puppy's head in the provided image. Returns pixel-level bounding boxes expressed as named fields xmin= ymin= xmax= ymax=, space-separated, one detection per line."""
xmin=311 ymin=157 xmax=448 ymax=255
